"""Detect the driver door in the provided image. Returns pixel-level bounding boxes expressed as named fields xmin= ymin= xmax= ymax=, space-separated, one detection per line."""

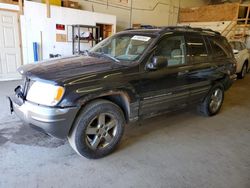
xmin=137 ymin=34 xmax=191 ymax=118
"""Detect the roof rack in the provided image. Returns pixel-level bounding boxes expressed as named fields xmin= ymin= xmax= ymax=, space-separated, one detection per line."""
xmin=161 ymin=26 xmax=221 ymax=35
xmin=124 ymin=26 xmax=221 ymax=36
xmin=125 ymin=25 xmax=163 ymax=31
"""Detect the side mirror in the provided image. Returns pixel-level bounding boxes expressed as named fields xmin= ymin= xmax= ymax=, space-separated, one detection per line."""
xmin=233 ymin=49 xmax=239 ymax=54
xmin=147 ymin=56 xmax=168 ymax=70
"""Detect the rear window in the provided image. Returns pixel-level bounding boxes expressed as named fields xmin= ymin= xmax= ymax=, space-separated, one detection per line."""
xmin=208 ymin=37 xmax=233 ymax=59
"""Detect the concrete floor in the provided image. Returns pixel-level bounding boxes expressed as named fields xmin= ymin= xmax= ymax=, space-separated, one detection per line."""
xmin=0 ymin=76 xmax=250 ymax=188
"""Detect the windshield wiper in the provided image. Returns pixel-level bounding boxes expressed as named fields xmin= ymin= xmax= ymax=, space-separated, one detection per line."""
xmin=87 ymin=51 xmax=120 ymax=63
xmin=99 ymin=53 xmax=120 ymax=63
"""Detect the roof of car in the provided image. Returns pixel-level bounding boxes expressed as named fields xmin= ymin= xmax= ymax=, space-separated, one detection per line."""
xmin=121 ymin=26 xmax=221 ymax=36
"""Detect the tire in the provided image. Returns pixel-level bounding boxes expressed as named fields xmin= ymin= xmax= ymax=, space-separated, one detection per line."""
xmin=237 ymin=63 xmax=247 ymax=79
xmin=197 ymin=83 xmax=224 ymax=117
xmin=68 ymin=99 xmax=125 ymax=159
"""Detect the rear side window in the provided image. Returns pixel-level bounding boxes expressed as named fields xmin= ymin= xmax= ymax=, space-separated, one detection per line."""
xmin=208 ymin=37 xmax=233 ymax=58
xmin=187 ymin=36 xmax=208 ymax=63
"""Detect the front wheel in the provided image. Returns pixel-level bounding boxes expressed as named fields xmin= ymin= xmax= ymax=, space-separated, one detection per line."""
xmin=198 ymin=84 xmax=224 ymax=117
xmin=68 ymin=99 xmax=125 ymax=159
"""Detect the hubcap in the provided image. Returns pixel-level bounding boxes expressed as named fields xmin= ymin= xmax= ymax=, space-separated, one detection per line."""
xmin=85 ymin=113 xmax=118 ymax=150
xmin=209 ymin=88 xmax=223 ymax=113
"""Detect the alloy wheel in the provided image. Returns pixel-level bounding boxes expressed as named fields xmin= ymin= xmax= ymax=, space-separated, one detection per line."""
xmin=209 ymin=88 xmax=223 ymax=113
xmin=85 ymin=113 xmax=118 ymax=150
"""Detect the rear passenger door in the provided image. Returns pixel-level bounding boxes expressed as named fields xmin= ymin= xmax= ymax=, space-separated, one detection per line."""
xmin=184 ymin=34 xmax=212 ymax=104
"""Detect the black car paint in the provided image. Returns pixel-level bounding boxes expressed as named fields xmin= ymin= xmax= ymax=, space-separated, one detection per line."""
xmin=16 ymin=29 xmax=236 ymax=138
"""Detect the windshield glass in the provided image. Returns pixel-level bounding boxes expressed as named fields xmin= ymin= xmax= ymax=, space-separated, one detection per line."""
xmin=89 ymin=34 xmax=154 ymax=62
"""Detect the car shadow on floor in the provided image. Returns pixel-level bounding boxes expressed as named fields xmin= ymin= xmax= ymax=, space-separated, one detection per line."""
xmin=0 ymin=118 xmax=66 ymax=148
xmin=118 ymin=108 xmax=199 ymax=152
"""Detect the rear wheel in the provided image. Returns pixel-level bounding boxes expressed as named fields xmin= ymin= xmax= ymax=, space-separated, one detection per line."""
xmin=238 ymin=63 xmax=247 ymax=79
xmin=68 ymin=99 xmax=125 ymax=159
xmin=198 ymin=84 xmax=224 ymax=117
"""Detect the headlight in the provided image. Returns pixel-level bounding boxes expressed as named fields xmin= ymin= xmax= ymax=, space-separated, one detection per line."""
xmin=26 ymin=81 xmax=65 ymax=106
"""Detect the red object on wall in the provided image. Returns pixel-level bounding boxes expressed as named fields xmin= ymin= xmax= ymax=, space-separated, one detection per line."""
xmin=56 ymin=24 xmax=65 ymax=30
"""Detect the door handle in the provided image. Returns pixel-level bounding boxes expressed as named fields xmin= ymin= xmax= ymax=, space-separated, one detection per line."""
xmin=178 ymin=70 xmax=189 ymax=76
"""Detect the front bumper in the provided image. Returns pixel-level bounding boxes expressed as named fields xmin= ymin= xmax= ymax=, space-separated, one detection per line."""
xmin=8 ymin=95 xmax=79 ymax=139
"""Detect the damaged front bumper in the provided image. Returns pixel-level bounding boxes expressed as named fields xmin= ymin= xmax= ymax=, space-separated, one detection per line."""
xmin=8 ymin=95 xmax=79 ymax=139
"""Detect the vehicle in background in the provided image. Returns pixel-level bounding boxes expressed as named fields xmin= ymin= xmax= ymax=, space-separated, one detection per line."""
xmin=229 ymin=40 xmax=250 ymax=79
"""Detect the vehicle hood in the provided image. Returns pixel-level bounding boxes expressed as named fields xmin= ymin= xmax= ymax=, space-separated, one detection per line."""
xmin=18 ymin=55 xmax=123 ymax=84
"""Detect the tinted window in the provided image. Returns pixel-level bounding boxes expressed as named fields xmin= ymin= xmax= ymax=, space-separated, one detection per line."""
xmin=187 ymin=36 xmax=208 ymax=63
xmin=209 ymin=37 xmax=233 ymax=58
xmin=155 ymin=35 xmax=186 ymax=67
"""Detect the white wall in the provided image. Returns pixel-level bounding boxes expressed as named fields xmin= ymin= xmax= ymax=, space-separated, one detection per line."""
xmin=21 ymin=1 xmax=116 ymax=64
xmin=77 ymin=0 xmax=180 ymax=31
xmin=76 ymin=0 xmax=207 ymax=31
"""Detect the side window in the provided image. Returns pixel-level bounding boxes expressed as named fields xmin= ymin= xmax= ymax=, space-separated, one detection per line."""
xmin=240 ymin=42 xmax=246 ymax=50
xmin=229 ymin=42 xmax=236 ymax=50
xmin=208 ymin=37 xmax=233 ymax=58
xmin=155 ymin=35 xmax=186 ymax=67
xmin=235 ymin=42 xmax=242 ymax=51
xmin=187 ymin=36 xmax=208 ymax=63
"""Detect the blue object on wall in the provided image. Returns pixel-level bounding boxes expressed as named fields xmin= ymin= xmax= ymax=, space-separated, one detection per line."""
xmin=33 ymin=42 xmax=39 ymax=62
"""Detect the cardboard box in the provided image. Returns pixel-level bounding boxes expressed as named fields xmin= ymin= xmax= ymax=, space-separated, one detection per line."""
xmin=62 ymin=0 xmax=79 ymax=9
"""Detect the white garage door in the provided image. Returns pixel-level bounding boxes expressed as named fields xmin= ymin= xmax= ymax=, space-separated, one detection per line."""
xmin=0 ymin=10 xmax=21 ymax=80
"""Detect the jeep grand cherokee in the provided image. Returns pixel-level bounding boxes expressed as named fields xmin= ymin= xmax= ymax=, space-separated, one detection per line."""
xmin=8 ymin=26 xmax=237 ymax=159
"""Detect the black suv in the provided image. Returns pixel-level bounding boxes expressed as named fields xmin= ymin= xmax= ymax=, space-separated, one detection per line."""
xmin=8 ymin=26 xmax=236 ymax=159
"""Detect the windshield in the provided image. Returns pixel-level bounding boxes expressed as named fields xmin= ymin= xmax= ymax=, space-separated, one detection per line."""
xmin=89 ymin=34 xmax=154 ymax=62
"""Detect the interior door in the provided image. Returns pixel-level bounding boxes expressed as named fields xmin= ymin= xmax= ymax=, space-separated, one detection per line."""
xmin=138 ymin=34 xmax=190 ymax=118
xmin=0 ymin=10 xmax=21 ymax=80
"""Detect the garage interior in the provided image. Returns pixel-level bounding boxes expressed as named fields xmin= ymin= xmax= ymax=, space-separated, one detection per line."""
xmin=0 ymin=0 xmax=250 ymax=187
